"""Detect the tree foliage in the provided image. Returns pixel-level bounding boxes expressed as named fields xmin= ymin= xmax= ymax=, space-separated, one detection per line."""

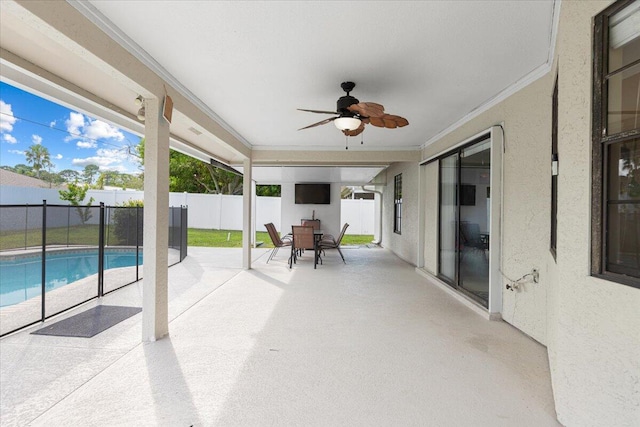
xmin=58 ymin=182 xmax=95 ymax=224
xmin=83 ymin=164 xmax=100 ymax=185
xmin=24 ymin=143 xmax=52 ymax=178
xmin=95 ymin=170 xmax=143 ymax=190
xmin=137 ymin=138 xmax=244 ymax=194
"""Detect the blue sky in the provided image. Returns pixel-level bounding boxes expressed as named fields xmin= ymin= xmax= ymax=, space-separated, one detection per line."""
xmin=0 ymin=81 xmax=142 ymax=174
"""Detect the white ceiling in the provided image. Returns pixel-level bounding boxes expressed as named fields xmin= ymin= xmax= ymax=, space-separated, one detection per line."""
xmin=86 ymin=0 xmax=555 ymax=152
xmin=0 ymin=1 xmax=556 ymax=185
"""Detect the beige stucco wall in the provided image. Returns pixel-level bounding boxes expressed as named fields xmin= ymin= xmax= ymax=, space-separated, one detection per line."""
xmin=379 ymin=162 xmax=419 ymax=265
xmin=422 ymin=161 xmax=439 ymax=274
xmin=416 ymin=1 xmax=640 ymax=425
xmin=421 ymin=67 xmax=553 ymax=345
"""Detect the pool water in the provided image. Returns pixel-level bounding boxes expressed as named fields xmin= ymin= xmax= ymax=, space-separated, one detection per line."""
xmin=0 ymin=250 xmax=142 ymax=307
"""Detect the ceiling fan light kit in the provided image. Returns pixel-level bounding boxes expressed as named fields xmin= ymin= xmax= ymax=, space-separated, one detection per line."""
xmin=298 ymin=82 xmax=408 ymax=146
xmin=334 ymin=116 xmax=361 ymax=131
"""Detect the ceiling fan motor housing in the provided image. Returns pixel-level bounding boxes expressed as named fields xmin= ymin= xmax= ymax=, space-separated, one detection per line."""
xmin=337 ymin=95 xmax=359 ymax=115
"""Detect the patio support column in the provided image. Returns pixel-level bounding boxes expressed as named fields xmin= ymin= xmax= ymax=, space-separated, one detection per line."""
xmin=242 ymin=157 xmax=252 ymax=269
xmin=142 ymin=97 xmax=170 ymax=342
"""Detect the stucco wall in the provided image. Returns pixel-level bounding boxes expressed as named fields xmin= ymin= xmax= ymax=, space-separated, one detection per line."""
xmin=550 ymin=2 xmax=640 ymax=425
xmin=421 ymin=71 xmax=552 ymax=344
xmin=379 ymin=162 xmax=419 ymax=265
xmin=423 ymin=161 xmax=439 ymax=274
xmin=419 ymin=1 xmax=640 ymax=425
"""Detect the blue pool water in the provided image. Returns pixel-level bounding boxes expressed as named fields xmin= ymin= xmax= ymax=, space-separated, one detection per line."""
xmin=0 ymin=250 xmax=142 ymax=307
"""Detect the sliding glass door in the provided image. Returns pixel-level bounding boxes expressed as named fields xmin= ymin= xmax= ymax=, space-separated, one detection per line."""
xmin=438 ymin=138 xmax=491 ymax=307
xmin=439 ymin=153 xmax=458 ymax=283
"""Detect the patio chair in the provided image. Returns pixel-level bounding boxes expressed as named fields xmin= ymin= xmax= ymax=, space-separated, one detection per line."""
xmin=264 ymin=223 xmax=292 ymax=263
xmin=460 ymin=221 xmax=487 ymax=260
xmin=301 ymin=219 xmax=321 ymax=230
xmin=318 ymin=223 xmax=349 ymax=263
xmin=290 ymin=225 xmax=319 ymax=268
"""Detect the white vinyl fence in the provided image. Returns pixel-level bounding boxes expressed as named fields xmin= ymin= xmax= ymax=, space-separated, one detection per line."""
xmin=0 ymin=186 xmax=374 ymax=234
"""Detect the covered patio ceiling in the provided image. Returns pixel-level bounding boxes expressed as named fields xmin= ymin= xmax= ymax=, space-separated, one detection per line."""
xmin=0 ymin=0 xmax=557 ymax=183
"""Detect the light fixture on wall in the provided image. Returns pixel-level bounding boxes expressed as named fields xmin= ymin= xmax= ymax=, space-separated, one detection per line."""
xmin=334 ymin=116 xmax=361 ymax=131
xmin=135 ymin=95 xmax=145 ymax=122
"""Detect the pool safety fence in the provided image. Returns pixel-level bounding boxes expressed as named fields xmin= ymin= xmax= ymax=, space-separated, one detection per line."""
xmin=0 ymin=202 xmax=188 ymax=337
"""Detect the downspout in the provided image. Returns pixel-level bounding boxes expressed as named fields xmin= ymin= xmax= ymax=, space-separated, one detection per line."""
xmin=360 ymin=185 xmax=382 ymax=245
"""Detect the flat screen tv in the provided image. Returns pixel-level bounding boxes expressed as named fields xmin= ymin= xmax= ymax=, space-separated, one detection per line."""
xmin=295 ymin=183 xmax=331 ymax=204
xmin=460 ymin=184 xmax=476 ymax=206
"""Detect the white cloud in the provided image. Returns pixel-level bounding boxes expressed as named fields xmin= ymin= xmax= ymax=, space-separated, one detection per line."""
xmin=64 ymin=112 xmax=124 ymax=148
xmin=8 ymin=149 xmax=25 ymax=155
xmin=84 ymin=119 xmax=124 ymax=141
xmin=77 ymin=140 xmax=97 ymax=149
xmin=32 ymin=134 xmax=42 ymax=144
xmin=72 ymin=156 xmax=117 ymax=168
xmin=3 ymin=134 xmax=17 ymax=144
xmin=65 ymin=112 xmax=85 ymax=139
xmin=49 ymin=120 xmax=57 ymax=128
xmin=0 ymin=100 xmax=17 ymax=133
xmin=72 ymin=148 xmax=133 ymax=172
xmin=54 ymin=154 xmax=63 ymax=160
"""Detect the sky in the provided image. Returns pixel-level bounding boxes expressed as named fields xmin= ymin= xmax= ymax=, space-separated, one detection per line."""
xmin=0 ymin=81 xmax=142 ymax=175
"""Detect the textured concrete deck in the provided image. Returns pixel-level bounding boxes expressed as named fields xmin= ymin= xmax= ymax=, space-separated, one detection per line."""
xmin=0 ymin=246 xmax=559 ymax=426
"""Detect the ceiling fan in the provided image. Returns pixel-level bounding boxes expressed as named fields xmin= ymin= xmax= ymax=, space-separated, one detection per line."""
xmin=298 ymin=82 xmax=409 ymax=140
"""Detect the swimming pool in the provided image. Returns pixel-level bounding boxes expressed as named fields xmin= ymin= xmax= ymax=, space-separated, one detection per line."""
xmin=0 ymin=249 xmax=142 ymax=307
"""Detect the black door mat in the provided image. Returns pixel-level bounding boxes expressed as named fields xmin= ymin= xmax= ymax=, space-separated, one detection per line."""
xmin=32 ymin=305 xmax=142 ymax=338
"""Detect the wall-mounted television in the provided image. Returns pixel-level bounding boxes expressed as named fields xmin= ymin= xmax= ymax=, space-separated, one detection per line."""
xmin=295 ymin=183 xmax=331 ymax=204
xmin=460 ymin=184 xmax=476 ymax=206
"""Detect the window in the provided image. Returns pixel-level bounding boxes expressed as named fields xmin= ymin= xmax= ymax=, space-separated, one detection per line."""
xmin=551 ymin=74 xmax=558 ymax=258
xmin=394 ymin=174 xmax=402 ymax=234
xmin=592 ymin=0 xmax=640 ymax=287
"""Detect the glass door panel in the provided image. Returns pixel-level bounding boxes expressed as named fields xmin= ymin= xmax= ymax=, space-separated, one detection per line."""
xmin=459 ymin=141 xmax=491 ymax=306
xmin=439 ymin=153 xmax=458 ymax=284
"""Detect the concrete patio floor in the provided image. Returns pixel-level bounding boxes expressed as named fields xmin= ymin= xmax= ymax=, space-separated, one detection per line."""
xmin=0 ymin=246 xmax=559 ymax=426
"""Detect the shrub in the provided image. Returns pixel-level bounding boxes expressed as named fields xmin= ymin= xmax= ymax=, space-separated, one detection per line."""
xmin=110 ymin=200 xmax=143 ymax=246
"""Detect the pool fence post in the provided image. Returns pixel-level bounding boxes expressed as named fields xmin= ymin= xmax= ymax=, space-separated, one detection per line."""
xmin=41 ymin=200 xmax=46 ymax=321
xmin=98 ymin=202 xmax=105 ymax=297
xmin=24 ymin=204 xmax=28 ymax=250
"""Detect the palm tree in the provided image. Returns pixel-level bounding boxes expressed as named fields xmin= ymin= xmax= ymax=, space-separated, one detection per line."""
xmin=24 ymin=143 xmax=52 ymax=178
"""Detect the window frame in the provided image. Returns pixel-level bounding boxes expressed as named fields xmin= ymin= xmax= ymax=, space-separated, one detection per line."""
xmin=393 ymin=173 xmax=402 ymax=234
xmin=591 ymin=0 xmax=640 ymax=288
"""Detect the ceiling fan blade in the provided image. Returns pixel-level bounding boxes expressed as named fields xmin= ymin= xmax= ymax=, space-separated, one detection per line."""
xmin=297 ymin=108 xmax=339 ymax=115
xmin=385 ymin=114 xmax=409 ymax=127
xmin=347 ymin=102 xmax=385 ymax=118
xmin=369 ymin=114 xmax=409 ymax=129
xmin=298 ymin=117 xmax=337 ymax=130
xmin=342 ymin=121 xmax=366 ymax=137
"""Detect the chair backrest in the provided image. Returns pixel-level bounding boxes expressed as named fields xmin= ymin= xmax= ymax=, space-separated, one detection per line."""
xmin=265 ymin=223 xmax=284 ymax=247
xmin=460 ymin=222 xmax=480 ymax=243
xmin=292 ymin=225 xmax=315 ymax=250
xmin=301 ymin=219 xmax=320 ymax=230
xmin=335 ymin=223 xmax=350 ymax=245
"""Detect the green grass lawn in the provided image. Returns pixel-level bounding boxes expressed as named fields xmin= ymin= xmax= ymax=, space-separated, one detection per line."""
xmin=188 ymin=228 xmax=374 ymax=248
xmin=0 ymin=225 xmax=101 ymax=251
xmin=1 ymin=226 xmax=373 ymax=251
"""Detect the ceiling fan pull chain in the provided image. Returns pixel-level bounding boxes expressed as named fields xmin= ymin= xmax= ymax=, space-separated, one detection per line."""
xmin=361 ymin=132 xmax=364 ymax=145
xmin=345 ymin=135 xmax=349 ymax=150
